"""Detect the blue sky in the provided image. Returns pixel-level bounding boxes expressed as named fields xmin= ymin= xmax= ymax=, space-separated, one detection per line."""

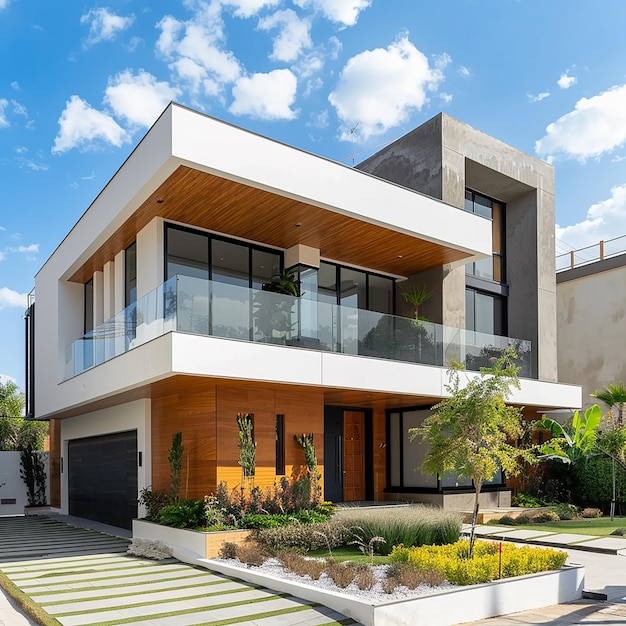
xmin=1 ymin=0 xmax=626 ymax=391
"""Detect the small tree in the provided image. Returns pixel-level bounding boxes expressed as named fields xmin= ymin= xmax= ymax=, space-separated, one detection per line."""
xmin=20 ymin=447 xmax=47 ymax=506
xmin=410 ymin=347 xmax=535 ymax=557
xmin=294 ymin=433 xmax=321 ymax=508
xmin=236 ymin=413 xmax=256 ymax=481
xmin=168 ymin=432 xmax=184 ymax=503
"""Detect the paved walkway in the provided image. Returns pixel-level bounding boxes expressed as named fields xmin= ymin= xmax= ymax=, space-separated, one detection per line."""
xmin=2 ymin=516 xmax=626 ymax=626
xmin=0 ymin=516 xmax=352 ymax=626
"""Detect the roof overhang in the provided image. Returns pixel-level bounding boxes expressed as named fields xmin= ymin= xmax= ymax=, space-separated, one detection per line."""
xmin=41 ymin=103 xmax=491 ymax=284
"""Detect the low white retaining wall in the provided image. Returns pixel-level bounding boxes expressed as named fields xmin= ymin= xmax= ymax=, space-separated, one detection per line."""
xmin=132 ymin=518 xmax=585 ymax=626
xmin=206 ymin=560 xmax=584 ymax=626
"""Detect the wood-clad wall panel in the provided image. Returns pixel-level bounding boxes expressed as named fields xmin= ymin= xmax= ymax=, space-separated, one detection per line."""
xmin=151 ymin=382 xmax=217 ymax=499
xmin=49 ymin=419 xmax=61 ymax=507
xmin=215 ymin=383 xmax=324 ymax=491
xmin=372 ymin=406 xmax=387 ymax=501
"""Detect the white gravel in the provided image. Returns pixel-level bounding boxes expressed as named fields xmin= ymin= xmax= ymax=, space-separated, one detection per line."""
xmin=214 ymin=557 xmax=460 ymax=602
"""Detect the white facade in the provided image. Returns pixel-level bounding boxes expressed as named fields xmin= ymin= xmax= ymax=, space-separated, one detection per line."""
xmin=30 ymin=103 xmax=582 ymax=527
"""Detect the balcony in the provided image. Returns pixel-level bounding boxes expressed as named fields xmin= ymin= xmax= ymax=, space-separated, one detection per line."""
xmin=64 ymin=275 xmax=533 ymax=381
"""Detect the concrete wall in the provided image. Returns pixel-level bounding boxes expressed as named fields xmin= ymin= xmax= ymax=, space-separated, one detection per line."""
xmin=557 ymin=256 xmax=626 ymax=408
xmin=359 ymin=113 xmax=558 ymax=381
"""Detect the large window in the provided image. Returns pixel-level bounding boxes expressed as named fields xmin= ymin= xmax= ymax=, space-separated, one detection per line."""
xmin=165 ymin=224 xmax=282 ymax=287
xmin=125 ymin=242 xmax=137 ymax=307
xmin=387 ymin=408 xmax=503 ymax=491
xmin=464 ymin=190 xmax=505 ymax=283
xmin=317 ymin=261 xmax=395 ymax=314
xmin=465 ymin=289 xmax=506 ymax=336
xmin=464 ymin=190 xmax=507 ymax=337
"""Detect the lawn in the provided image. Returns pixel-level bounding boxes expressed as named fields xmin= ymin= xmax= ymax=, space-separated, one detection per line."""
xmin=510 ymin=517 xmax=626 ymax=537
xmin=308 ymin=545 xmax=391 ymax=565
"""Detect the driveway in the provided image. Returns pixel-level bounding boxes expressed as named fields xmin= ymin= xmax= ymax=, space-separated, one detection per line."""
xmin=0 ymin=516 xmax=354 ymax=626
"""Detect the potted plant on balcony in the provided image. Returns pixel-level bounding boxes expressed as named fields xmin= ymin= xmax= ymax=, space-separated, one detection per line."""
xmin=253 ymin=271 xmax=299 ymax=342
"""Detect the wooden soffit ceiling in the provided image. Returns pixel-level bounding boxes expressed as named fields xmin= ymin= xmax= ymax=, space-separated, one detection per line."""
xmin=70 ymin=165 xmax=472 ymax=283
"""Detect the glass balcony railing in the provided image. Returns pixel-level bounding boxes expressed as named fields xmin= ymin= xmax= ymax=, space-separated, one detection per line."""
xmin=64 ymin=275 xmax=533 ymax=380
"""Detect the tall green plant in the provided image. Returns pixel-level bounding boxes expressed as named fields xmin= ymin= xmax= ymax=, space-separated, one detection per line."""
xmin=294 ymin=433 xmax=321 ymax=507
xmin=168 ymin=432 xmax=184 ymax=503
xmin=20 ymin=447 xmax=47 ymax=506
xmin=534 ymin=404 xmax=601 ymax=463
xmin=590 ymin=383 xmax=626 ymax=520
xmin=410 ymin=347 xmax=535 ymax=557
xmin=401 ymin=284 xmax=433 ymax=320
xmin=237 ymin=413 xmax=256 ymax=479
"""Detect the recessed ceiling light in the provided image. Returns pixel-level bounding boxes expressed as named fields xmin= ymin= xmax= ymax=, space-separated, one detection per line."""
xmin=295 ymin=223 xmax=302 ymax=227
xmin=397 ymin=255 xmax=403 ymax=258
xmin=156 ymin=199 xmax=164 ymax=204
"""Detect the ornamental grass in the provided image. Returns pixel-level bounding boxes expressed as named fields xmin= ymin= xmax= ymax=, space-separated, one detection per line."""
xmin=334 ymin=505 xmax=463 ymax=555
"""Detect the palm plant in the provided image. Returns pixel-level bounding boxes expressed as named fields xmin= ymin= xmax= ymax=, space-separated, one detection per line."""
xmin=401 ymin=284 xmax=433 ymax=320
xmin=591 ymin=383 xmax=626 ymax=425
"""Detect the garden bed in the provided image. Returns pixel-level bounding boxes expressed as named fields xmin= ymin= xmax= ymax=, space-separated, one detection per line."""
xmin=132 ymin=519 xmax=252 ymax=559
xmin=132 ymin=519 xmax=584 ymax=626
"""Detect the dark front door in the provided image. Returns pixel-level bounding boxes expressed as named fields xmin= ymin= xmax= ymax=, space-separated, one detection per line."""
xmin=68 ymin=430 xmax=138 ymax=530
xmin=324 ymin=407 xmax=373 ymax=503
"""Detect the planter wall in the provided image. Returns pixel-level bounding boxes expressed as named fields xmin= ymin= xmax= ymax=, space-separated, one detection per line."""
xmin=205 ymin=559 xmax=584 ymax=626
xmin=132 ymin=519 xmax=252 ymax=559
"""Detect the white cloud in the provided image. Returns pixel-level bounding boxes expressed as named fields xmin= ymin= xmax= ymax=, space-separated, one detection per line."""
xmin=535 ymin=83 xmax=626 ymax=161
xmin=293 ymin=0 xmax=371 ymax=26
xmin=10 ymin=81 xmax=20 ymax=91
xmin=528 ymin=91 xmax=550 ymax=103
xmin=156 ymin=5 xmax=242 ymax=95
xmin=458 ymin=65 xmax=470 ymax=79
xmin=52 ymin=95 xmax=129 ymax=154
xmin=11 ymin=99 xmax=27 ymax=116
xmin=15 ymin=146 xmax=27 ymax=154
xmin=329 ymin=35 xmax=446 ymax=141
xmin=16 ymin=158 xmax=48 ymax=171
xmin=556 ymin=184 xmax=626 ymax=251
xmin=230 ymin=69 xmax=298 ymax=119
xmin=0 ymin=0 xmax=11 ymax=9
xmin=0 ymin=98 xmax=9 ymax=127
xmin=557 ymin=72 xmax=577 ymax=90
xmin=81 ymin=8 xmax=135 ymax=46
xmin=0 ymin=287 xmax=28 ymax=309
xmin=258 ymin=9 xmax=312 ymax=62
xmin=104 ymin=69 xmax=181 ymax=127
xmin=0 ymin=374 xmax=17 ymax=385
xmin=222 ymin=0 xmax=281 ymax=18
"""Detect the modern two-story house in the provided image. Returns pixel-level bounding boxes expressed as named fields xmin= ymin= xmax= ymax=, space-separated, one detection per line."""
xmin=27 ymin=104 xmax=580 ymax=529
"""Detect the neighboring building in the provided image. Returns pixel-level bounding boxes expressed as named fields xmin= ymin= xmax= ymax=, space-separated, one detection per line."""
xmin=556 ymin=239 xmax=626 ymax=408
xmin=28 ymin=104 xmax=580 ymax=529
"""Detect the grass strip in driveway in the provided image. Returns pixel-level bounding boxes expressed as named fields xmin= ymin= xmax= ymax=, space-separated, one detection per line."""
xmin=0 ymin=569 xmax=62 ymax=626
xmin=47 ymin=583 xmax=259 ymax=615
xmin=66 ymin=591 xmax=292 ymax=625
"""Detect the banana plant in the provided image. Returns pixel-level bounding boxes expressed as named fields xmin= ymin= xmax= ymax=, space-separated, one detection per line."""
xmin=534 ymin=404 xmax=602 ymax=463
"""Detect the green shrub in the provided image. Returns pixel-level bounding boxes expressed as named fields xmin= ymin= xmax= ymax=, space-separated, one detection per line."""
xmin=571 ymin=456 xmax=626 ymax=508
xmin=512 ymin=493 xmax=551 ymax=508
xmin=158 ymin=500 xmax=205 ymax=529
xmin=515 ymin=513 xmax=531 ymax=525
xmin=334 ymin=506 xmax=462 ymax=556
xmin=390 ymin=541 xmax=567 ymax=585
xmin=553 ymin=503 xmax=579 ymax=520
xmin=581 ymin=507 xmax=603 ymax=518
xmin=497 ymin=515 xmax=516 ymax=526
xmin=610 ymin=528 xmax=626 ymax=536
xmin=531 ymin=511 xmax=561 ymax=523
xmin=254 ymin=520 xmax=352 ymax=553
xmin=138 ymin=488 xmax=171 ymax=521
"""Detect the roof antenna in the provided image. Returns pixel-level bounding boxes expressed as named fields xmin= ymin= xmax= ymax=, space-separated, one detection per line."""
xmin=349 ymin=122 xmax=359 ymax=165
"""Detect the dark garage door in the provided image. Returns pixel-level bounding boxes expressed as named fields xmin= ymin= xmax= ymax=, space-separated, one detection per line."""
xmin=68 ymin=430 xmax=138 ymax=530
